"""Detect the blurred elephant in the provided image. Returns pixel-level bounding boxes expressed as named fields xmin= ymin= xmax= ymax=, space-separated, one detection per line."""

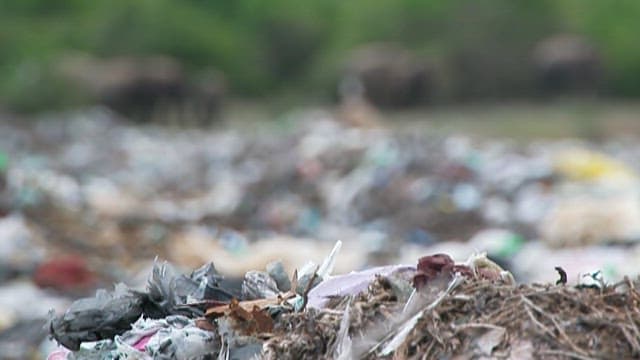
xmin=532 ymin=34 xmax=602 ymax=96
xmin=57 ymin=53 xmax=224 ymax=124
xmin=340 ymin=43 xmax=434 ymax=108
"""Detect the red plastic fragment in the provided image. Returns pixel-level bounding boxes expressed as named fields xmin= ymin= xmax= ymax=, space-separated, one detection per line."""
xmin=33 ymin=255 xmax=97 ymax=292
xmin=413 ymin=254 xmax=455 ymax=290
xmin=413 ymin=254 xmax=475 ymax=290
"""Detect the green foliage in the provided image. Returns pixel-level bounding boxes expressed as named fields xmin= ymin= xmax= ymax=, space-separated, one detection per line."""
xmin=0 ymin=0 xmax=639 ymax=111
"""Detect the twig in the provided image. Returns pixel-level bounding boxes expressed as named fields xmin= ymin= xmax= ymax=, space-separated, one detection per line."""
xmin=519 ymin=295 xmax=550 ymax=318
xmin=520 ymin=295 xmax=590 ymax=357
xmin=427 ymin=321 xmax=445 ymax=347
xmin=505 ymin=286 xmax=565 ymax=301
xmin=484 ymin=300 xmax=521 ymax=324
xmin=626 ymin=276 xmax=635 ymax=291
xmin=624 ymin=310 xmax=640 ymax=355
xmin=620 ymin=325 xmax=640 ymax=355
xmin=538 ymin=349 xmax=597 ymax=360
xmin=422 ymin=341 xmax=435 ymax=359
xmin=523 ymin=302 xmax=554 ymax=337
xmin=550 ymin=315 xmax=589 ymax=356
xmin=452 ymin=323 xmax=505 ymax=332
xmin=626 ymin=310 xmax=640 ymax=339
xmin=555 ymin=292 xmax=603 ymax=318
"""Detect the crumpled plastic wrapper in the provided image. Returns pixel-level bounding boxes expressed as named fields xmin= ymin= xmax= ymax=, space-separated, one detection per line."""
xmin=146 ymin=261 xmax=233 ymax=317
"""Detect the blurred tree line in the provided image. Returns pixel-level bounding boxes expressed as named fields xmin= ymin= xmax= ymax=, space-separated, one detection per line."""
xmin=0 ymin=0 xmax=639 ymax=111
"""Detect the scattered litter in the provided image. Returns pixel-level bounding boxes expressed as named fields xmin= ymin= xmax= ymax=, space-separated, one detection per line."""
xmin=1 ymin=112 xmax=640 ymax=358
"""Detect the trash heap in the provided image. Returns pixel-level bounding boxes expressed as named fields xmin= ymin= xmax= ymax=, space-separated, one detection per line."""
xmin=2 ymin=109 xmax=640 ymax=278
xmin=2 ymin=108 xmax=640 ymax=357
xmin=46 ymin=248 xmax=640 ymax=359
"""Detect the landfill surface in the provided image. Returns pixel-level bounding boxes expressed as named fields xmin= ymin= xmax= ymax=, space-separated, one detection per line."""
xmin=1 ymin=108 xmax=640 ymax=358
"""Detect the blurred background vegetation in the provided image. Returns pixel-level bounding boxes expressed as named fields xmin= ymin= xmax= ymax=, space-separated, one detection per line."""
xmin=0 ymin=0 xmax=639 ymax=112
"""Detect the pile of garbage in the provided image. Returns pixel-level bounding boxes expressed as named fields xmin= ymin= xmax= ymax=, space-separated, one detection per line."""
xmin=45 ymin=248 xmax=640 ymax=359
xmin=2 ymin=107 xmax=640 ymax=357
xmin=2 ymin=109 xmax=640 ymax=278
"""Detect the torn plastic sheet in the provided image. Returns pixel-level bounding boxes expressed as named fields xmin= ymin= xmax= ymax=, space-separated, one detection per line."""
xmin=306 ymin=264 xmax=414 ymax=308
